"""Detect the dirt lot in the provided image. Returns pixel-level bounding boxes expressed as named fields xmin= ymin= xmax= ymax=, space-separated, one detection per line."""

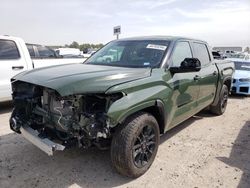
xmin=0 ymin=96 xmax=250 ymax=188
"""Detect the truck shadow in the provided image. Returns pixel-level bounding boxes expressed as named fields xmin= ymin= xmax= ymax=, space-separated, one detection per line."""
xmin=0 ymin=132 xmax=132 ymax=188
xmin=0 ymin=111 xmax=213 ymax=188
xmin=0 ymin=101 xmax=13 ymax=114
xmin=217 ymin=121 xmax=250 ymax=188
xmin=160 ymin=110 xmax=213 ymax=143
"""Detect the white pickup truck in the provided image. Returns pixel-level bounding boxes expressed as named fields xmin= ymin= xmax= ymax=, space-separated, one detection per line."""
xmin=0 ymin=35 xmax=86 ymax=102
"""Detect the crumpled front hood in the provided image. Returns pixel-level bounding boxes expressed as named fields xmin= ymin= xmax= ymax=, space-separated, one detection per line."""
xmin=12 ymin=64 xmax=151 ymax=96
xmin=234 ymin=70 xmax=250 ymax=79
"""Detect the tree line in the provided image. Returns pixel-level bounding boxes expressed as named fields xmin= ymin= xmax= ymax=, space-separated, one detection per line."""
xmin=65 ymin=41 xmax=104 ymax=53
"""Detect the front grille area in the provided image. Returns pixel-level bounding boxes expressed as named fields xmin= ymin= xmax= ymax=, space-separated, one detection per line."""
xmin=239 ymin=87 xmax=249 ymax=93
xmin=239 ymin=78 xmax=250 ymax=82
xmin=231 ymin=87 xmax=236 ymax=93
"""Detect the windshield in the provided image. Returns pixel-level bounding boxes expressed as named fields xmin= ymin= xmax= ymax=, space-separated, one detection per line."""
xmin=234 ymin=61 xmax=250 ymax=71
xmin=85 ymin=40 xmax=169 ymax=68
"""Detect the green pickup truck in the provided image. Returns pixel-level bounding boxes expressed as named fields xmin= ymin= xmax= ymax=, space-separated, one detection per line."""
xmin=10 ymin=36 xmax=234 ymax=177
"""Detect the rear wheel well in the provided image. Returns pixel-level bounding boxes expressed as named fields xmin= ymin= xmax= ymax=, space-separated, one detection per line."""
xmin=224 ymin=79 xmax=231 ymax=90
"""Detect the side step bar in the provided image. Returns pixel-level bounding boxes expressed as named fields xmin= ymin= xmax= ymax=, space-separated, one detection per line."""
xmin=20 ymin=126 xmax=65 ymax=156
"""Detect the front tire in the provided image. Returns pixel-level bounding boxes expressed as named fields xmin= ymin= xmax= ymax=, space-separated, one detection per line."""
xmin=210 ymin=84 xmax=229 ymax=115
xmin=111 ymin=112 xmax=160 ymax=178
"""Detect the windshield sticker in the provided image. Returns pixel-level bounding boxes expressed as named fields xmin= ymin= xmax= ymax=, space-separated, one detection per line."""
xmin=146 ymin=44 xmax=167 ymax=51
xmin=143 ymin=62 xmax=150 ymax=66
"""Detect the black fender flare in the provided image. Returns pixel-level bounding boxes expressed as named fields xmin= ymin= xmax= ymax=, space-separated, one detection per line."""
xmin=155 ymin=99 xmax=167 ymax=133
xmin=211 ymin=76 xmax=232 ymax=107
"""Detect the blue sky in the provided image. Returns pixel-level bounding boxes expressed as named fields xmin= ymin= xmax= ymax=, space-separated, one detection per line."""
xmin=1 ymin=0 xmax=250 ymax=47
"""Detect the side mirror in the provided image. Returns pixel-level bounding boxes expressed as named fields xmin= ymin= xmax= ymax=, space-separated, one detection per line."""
xmin=169 ymin=58 xmax=201 ymax=73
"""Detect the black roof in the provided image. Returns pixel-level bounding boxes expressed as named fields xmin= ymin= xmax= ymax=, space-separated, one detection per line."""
xmin=118 ymin=35 xmax=207 ymax=43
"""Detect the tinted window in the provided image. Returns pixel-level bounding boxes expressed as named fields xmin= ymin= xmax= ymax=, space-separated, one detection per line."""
xmin=0 ymin=39 xmax=20 ymax=60
xmin=193 ymin=43 xmax=210 ymax=65
xmin=36 ymin=45 xmax=56 ymax=58
xmin=212 ymin=51 xmax=221 ymax=59
xmin=171 ymin=41 xmax=192 ymax=67
xmin=26 ymin=44 xmax=35 ymax=58
xmin=234 ymin=62 xmax=250 ymax=71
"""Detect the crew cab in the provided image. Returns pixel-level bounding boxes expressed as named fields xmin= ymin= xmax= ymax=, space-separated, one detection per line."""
xmin=0 ymin=35 xmax=86 ymax=102
xmin=9 ymin=36 xmax=234 ymax=178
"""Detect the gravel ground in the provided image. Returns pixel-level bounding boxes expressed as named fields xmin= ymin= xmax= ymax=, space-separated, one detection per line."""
xmin=0 ymin=96 xmax=250 ymax=188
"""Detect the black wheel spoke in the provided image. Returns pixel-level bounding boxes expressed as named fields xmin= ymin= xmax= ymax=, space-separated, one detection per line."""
xmin=133 ymin=148 xmax=142 ymax=158
xmin=146 ymin=147 xmax=153 ymax=155
xmin=136 ymin=135 xmax=142 ymax=142
xmin=132 ymin=124 xmax=157 ymax=168
xmin=140 ymin=152 xmax=144 ymax=162
xmin=142 ymin=154 xmax=146 ymax=166
xmin=133 ymin=144 xmax=141 ymax=150
xmin=145 ymin=152 xmax=150 ymax=162
xmin=134 ymin=153 xmax=141 ymax=164
xmin=140 ymin=132 xmax=145 ymax=140
xmin=143 ymin=126 xmax=151 ymax=136
xmin=146 ymin=141 xmax=155 ymax=147
xmin=148 ymin=134 xmax=155 ymax=141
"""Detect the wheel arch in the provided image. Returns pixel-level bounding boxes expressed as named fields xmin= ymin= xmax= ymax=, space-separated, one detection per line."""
xmin=211 ymin=76 xmax=232 ymax=107
xmin=223 ymin=77 xmax=232 ymax=90
xmin=118 ymin=99 xmax=167 ymax=134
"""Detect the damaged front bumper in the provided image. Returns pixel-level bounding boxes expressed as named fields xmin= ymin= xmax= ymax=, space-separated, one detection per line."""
xmin=20 ymin=125 xmax=65 ymax=156
xmin=10 ymin=81 xmax=123 ymax=151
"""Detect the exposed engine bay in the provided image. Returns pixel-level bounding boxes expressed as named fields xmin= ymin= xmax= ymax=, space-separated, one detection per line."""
xmin=10 ymin=81 xmax=122 ymax=150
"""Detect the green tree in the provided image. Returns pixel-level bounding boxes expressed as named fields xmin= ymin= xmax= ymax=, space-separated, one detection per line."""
xmin=69 ymin=41 xmax=79 ymax=49
xmin=65 ymin=42 xmax=104 ymax=52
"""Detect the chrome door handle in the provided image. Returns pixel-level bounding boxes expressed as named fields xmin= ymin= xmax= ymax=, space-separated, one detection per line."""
xmin=12 ymin=66 xmax=24 ymax=70
xmin=194 ymin=75 xmax=201 ymax=81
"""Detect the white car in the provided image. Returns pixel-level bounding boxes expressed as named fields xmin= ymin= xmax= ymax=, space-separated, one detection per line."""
xmin=83 ymin=50 xmax=96 ymax=58
xmin=227 ymin=52 xmax=250 ymax=62
xmin=55 ymin=47 xmax=82 ymax=56
xmin=0 ymin=35 xmax=86 ymax=102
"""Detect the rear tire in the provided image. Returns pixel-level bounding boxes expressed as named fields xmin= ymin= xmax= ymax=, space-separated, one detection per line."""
xmin=111 ymin=112 xmax=160 ymax=178
xmin=210 ymin=84 xmax=229 ymax=115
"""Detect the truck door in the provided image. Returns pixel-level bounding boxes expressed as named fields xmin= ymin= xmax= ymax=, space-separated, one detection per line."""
xmin=32 ymin=45 xmax=59 ymax=68
xmin=192 ymin=42 xmax=218 ymax=110
xmin=0 ymin=39 xmax=27 ymax=101
xmin=167 ymin=41 xmax=200 ymax=128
